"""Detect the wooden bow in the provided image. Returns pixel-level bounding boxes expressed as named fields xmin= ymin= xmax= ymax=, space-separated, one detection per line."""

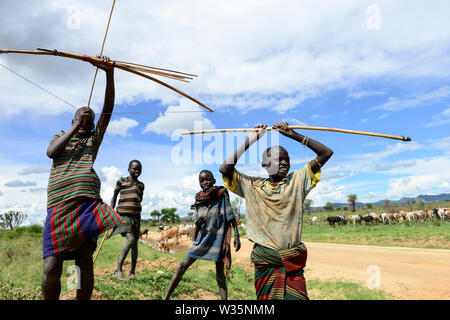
xmin=0 ymin=48 xmax=213 ymax=112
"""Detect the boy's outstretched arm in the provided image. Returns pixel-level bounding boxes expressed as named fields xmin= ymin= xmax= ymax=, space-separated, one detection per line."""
xmin=219 ymin=124 xmax=267 ymax=180
xmin=273 ymin=121 xmax=333 ymax=174
xmin=91 ymin=56 xmax=115 ymax=129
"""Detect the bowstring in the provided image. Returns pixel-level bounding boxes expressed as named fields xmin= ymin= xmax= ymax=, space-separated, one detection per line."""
xmin=0 ymin=62 xmax=77 ymax=111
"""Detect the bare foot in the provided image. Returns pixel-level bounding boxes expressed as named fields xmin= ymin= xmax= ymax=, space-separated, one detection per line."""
xmin=114 ymin=270 xmax=128 ymax=282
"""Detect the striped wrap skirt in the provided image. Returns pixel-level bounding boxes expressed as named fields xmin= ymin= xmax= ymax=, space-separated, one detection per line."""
xmin=107 ymin=214 xmax=141 ymax=239
xmin=43 ymin=197 xmax=125 ymax=259
xmin=250 ymin=242 xmax=309 ymax=300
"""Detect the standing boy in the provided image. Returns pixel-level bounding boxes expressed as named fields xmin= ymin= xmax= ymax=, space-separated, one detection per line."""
xmin=219 ymin=121 xmax=333 ymax=300
xmin=42 ymin=56 xmax=123 ymax=300
xmin=109 ymin=160 xmax=144 ymax=281
xmin=164 ymin=170 xmax=241 ymax=300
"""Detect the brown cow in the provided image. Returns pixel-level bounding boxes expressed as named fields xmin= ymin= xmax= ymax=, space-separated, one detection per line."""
xmin=156 ymin=226 xmax=179 ymax=252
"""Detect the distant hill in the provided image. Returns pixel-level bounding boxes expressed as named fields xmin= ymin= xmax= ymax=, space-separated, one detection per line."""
xmin=371 ymin=193 xmax=450 ymax=206
xmin=311 ymin=193 xmax=450 ymax=210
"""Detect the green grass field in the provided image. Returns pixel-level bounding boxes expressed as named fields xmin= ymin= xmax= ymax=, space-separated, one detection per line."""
xmin=0 ymin=226 xmax=390 ymax=300
xmin=301 ymin=201 xmax=450 ymax=249
xmin=301 ymin=218 xmax=450 ymax=249
xmin=2 ymin=200 xmax=448 ymax=300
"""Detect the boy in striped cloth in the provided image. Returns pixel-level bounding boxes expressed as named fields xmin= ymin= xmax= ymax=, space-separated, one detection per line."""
xmin=42 ymin=56 xmax=124 ymax=300
xmin=220 ymin=121 xmax=333 ymax=300
xmin=164 ymin=170 xmax=241 ymax=300
xmin=108 ymin=160 xmax=144 ymax=281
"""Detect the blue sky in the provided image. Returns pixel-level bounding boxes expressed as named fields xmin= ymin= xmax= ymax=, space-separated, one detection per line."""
xmin=0 ymin=1 xmax=449 ymax=225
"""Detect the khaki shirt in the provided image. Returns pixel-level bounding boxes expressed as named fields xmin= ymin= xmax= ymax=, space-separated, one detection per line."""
xmin=223 ymin=163 xmax=320 ymax=250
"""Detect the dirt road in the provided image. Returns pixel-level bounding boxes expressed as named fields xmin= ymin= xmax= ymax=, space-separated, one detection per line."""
xmin=143 ymin=233 xmax=450 ymax=300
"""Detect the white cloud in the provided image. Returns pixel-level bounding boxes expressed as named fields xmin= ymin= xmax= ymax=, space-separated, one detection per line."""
xmin=1 ymin=1 xmax=450 ymax=115
xmin=143 ymin=101 xmax=215 ymax=136
xmin=348 ymin=90 xmax=385 ymax=100
xmin=440 ymin=182 xmax=449 ymax=188
xmin=0 ymin=161 xmax=49 ymax=224
xmin=308 ymin=182 xmax=347 ymax=207
xmin=4 ymin=180 xmax=37 ymax=187
xmin=428 ymin=137 xmax=450 ymax=154
xmin=370 ymin=86 xmax=450 ymax=112
xmin=386 ymin=169 xmax=450 ymax=199
xmin=18 ymin=164 xmax=49 ymax=175
xmin=283 ymin=118 xmax=308 ymax=126
xmin=100 ymin=166 xmax=122 ymax=203
xmin=341 ymin=141 xmax=422 ymax=164
xmin=141 ymin=173 xmax=200 ymax=216
xmin=107 ymin=117 xmax=138 ymax=136
xmin=425 ymin=107 xmax=450 ymax=127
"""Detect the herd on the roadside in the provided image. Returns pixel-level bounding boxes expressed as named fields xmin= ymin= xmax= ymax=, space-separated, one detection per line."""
xmin=138 ymin=208 xmax=449 ymax=253
xmin=141 ymin=221 xmax=249 ymax=253
xmin=306 ymin=208 xmax=450 ymax=226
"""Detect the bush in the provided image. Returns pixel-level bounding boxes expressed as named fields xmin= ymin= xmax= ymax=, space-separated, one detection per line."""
xmin=0 ymin=279 xmax=41 ymax=300
xmin=27 ymin=224 xmax=44 ymax=233
xmin=0 ymin=224 xmax=44 ymax=240
xmin=13 ymin=225 xmax=43 ymax=235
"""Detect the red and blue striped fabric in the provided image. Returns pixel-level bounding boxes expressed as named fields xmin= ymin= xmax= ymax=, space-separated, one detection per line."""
xmin=43 ymin=197 xmax=124 ymax=259
xmin=251 ymin=243 xmax=309 ymax=300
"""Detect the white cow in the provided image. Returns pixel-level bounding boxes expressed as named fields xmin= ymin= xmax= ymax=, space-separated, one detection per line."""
xmin=415 ymin=211 xmax=424 ymax=221
xmin=381 ymin=213 xmax=389 ymax=224
xmin=178 ymin=224 xmax=196 ymax=240
xmin=406 ymin=211 xmax=416 ymax=223
xmin=348 ymin=214 xmax=361 ymax=226
xmin=437 ymin=208 xmax=448 ymax=221
xmin=310 ymin=216 xmax=318 ymax=225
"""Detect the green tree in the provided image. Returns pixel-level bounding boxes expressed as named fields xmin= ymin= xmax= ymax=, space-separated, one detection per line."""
xmin=366 ymin=203 xmax=373 ymax=209
xmin=304 ymin=199 xmax=313 ymax=215
xmin=323 ymin=202 xmax=334 ymax=211
xmin=187 ymin=211 xmax=194 ymax=222
xmin=160 ymin=208 xmax=180 ymax=224
xmin=231 ymin=198 xmax=243 ymax=222
xmin=347 ymin=194 xmax=357 ymax=212
xmin=150 ymin=210 xmax=161 ymax=222
xmin=0 ymin=210 xmax=27 ymax=230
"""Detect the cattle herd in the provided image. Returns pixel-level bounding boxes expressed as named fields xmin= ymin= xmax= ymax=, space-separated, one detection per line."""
xmin=151 ymin=224 xmax=196 ymax=252
xmin=306 ymin=208 xmax=450 ymax=226
xmin=140 ymin=208 xmax=449 ymax=252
